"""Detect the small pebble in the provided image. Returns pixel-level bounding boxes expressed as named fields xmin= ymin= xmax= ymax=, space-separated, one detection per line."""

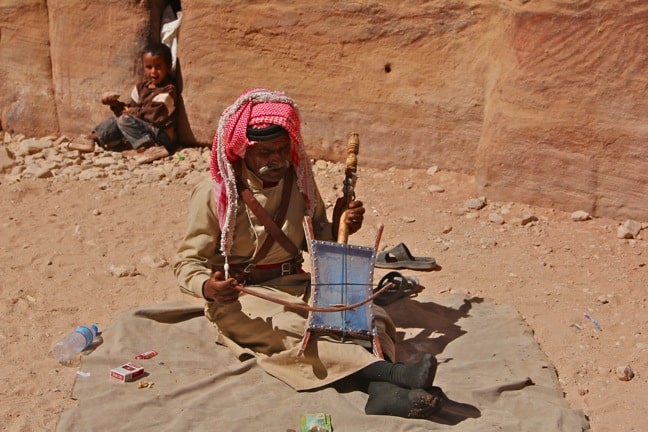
xmin=617 ymin=366 xmax=635 ymax=382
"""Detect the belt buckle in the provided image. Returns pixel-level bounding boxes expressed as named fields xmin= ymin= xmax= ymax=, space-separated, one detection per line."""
xmin=238 ymin=263 xmax=255 ymax=284
xmin=281 ymin=262 xmax=292 ymax=276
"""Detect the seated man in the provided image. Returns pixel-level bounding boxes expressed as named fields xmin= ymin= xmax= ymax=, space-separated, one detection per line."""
xmin=173 ymin=88 xmax=444 ymax=419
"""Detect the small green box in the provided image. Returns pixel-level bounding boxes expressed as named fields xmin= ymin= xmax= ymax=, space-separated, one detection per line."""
xmin=299 ymin=413 xmax=332 ymax=432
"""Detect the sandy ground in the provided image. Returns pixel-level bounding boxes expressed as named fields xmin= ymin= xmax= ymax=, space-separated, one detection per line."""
xmin=0 ymin=149 xmax=645 ymax=431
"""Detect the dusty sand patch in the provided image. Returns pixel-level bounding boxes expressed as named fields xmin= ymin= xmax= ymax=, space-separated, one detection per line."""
xmin=0 ymin=155 xmax=645 ymax=431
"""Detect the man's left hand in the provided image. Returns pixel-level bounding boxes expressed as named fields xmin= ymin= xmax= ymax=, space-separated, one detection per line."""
xmin=333 ymin=198 xmax=365 ymax=236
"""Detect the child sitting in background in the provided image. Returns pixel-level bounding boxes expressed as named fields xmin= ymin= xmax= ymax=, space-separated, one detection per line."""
xmin=69 ymin=42 xmax=177 ymax=164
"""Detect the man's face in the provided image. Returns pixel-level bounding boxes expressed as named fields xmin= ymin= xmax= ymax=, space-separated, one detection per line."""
xmin=244 ymin=133 xmax=292 ymax=183
xmin=142 ymin=53 xmax=171 ymax=86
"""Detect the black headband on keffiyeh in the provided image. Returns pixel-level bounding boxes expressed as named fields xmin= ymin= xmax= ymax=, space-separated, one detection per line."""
xmin=246 ymin=124 xmax=287 ymax=141
xmin=210 ymin=88 xmax=316 ymax=260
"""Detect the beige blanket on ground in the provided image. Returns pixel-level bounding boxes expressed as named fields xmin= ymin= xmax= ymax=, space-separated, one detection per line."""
xmin=57 ymin=295 xmax=589 ymax=431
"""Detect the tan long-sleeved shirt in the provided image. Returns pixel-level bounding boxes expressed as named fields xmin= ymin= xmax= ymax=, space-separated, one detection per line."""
xmin=173 ymin=165 xmax=333 ymax=299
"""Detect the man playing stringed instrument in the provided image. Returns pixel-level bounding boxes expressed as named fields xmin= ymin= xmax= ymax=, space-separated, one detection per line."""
xmin=173 ymin=88 xmax=444 ymax=419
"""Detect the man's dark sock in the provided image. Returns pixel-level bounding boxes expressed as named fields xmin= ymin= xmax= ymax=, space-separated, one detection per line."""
xmin=360 ymin=354 xmax=438 ymax=389
xmin=364 ymin=381 xmax=444 ymax=419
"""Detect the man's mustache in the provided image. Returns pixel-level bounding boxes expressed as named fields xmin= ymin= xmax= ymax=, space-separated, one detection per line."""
xmin=258 ymin=160 xmax=290 ymax=175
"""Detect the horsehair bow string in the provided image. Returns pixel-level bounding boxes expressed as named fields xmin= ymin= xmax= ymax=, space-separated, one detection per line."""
xmin=232 ymin=280 xmax=394 ymax=313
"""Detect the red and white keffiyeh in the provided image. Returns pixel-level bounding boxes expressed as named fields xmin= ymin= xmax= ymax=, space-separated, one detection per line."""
xmin=210 ymin=88 xmax=316 ymax=258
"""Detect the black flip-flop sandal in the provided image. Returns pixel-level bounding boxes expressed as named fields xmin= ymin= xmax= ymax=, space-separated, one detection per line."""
xmin=373 ymin=271 xmax=420 ymax=306
xmin=375 ymin=243 xmax=436 ymax=270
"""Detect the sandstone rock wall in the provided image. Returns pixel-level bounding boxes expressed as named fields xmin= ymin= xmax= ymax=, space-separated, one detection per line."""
xmin=0 ymin=0 xmax=57 ymax=133
xmin=476 ymin=1 xmax=648 ymax=220
xmin=1 ymin=0 xmax=646 ymax=220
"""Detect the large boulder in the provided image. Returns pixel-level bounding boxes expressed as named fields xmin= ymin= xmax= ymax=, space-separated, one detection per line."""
xmin=0 ymin=0 xmax=646 ymax=220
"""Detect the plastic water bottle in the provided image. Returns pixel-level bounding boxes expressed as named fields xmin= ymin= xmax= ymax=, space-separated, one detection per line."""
xmin=52 ymin=324 xmax=99 ymax=364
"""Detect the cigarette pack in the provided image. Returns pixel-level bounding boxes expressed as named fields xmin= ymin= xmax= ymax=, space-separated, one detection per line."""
xmin=110 ymin=362 xmax=145 ymax=382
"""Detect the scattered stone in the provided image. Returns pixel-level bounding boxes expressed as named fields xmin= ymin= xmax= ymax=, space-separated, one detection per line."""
xmin=425 ymin=165 xmax=438 ymax=175
xmin=571 ymin=210 xmax=591 ymax=221
xmin=480 ymin=238 xmax=497 ymax=248
xmin=11 ymin=133 xmax=26 ymax=142
xmin=21 ymin=163 xmax=55 ymax=179
xmin=511 ymin=214 xmax=539 ymax=226
xmin=521 ymin=214 xmax=538 ymax=226
xmin=617 ymin=365 xmax=635 ymax=382
xmin=0 ymin=134 xmax=397 ymax=197
xmin=53 ymin=136 xmax=69 ymax=147
xmin=14 ymin=137 xmax=53 ymax=157
xmin=442 ymin=225 xmax=452 ymax=234
xmin=0 ymin=147 xmax=15 ymax=173
xmin=401 ymin=216 xmax=416 ymax=223
xmin=427 ymin=184 xmax=445 ymax=193
xmin=488 ymin=213 xmax=505 ymax=225
xmin=597 ymin=295 xmax=608 ymax=304
xmin=464 ymin=198 xmax=486 ymax=210
xmin=108 ymin=264 xmax=139 ymax=277
xmin=617 ymin=219 xmax=642 ymax=239
xmin=0 ymin=133 xmax=215 ymax=186
xmin=141 ymin=255 xmax=169 ymax=268
xmin=142 ymin=169 xmax=167 ymax=183
xmin=78 ymin=167 xmax=108 ymax=181
xmin=93 ymin=157 xmax=118 ymax=168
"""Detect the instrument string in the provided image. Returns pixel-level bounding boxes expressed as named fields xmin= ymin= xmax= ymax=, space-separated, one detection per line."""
xmin=340 ymin=244 xmax=349 ymax=340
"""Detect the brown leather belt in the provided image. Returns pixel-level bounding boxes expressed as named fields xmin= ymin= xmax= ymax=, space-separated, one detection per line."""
xmin=213 ymin=258 xmax=303 ymax=285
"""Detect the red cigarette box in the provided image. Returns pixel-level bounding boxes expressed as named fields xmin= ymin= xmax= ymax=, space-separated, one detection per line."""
xmin=110 ymin=362 xmax=145 ymax=382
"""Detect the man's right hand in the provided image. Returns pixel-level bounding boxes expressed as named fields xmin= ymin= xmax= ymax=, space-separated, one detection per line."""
xmin=101 ymin=91 xmax=121 ymax=106
xmin=202 ymin=271 xmax=240 ymax=303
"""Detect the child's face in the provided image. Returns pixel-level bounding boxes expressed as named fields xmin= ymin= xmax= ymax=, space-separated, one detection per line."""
xmin=142 ymin=53 xmax=171 ymax=86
